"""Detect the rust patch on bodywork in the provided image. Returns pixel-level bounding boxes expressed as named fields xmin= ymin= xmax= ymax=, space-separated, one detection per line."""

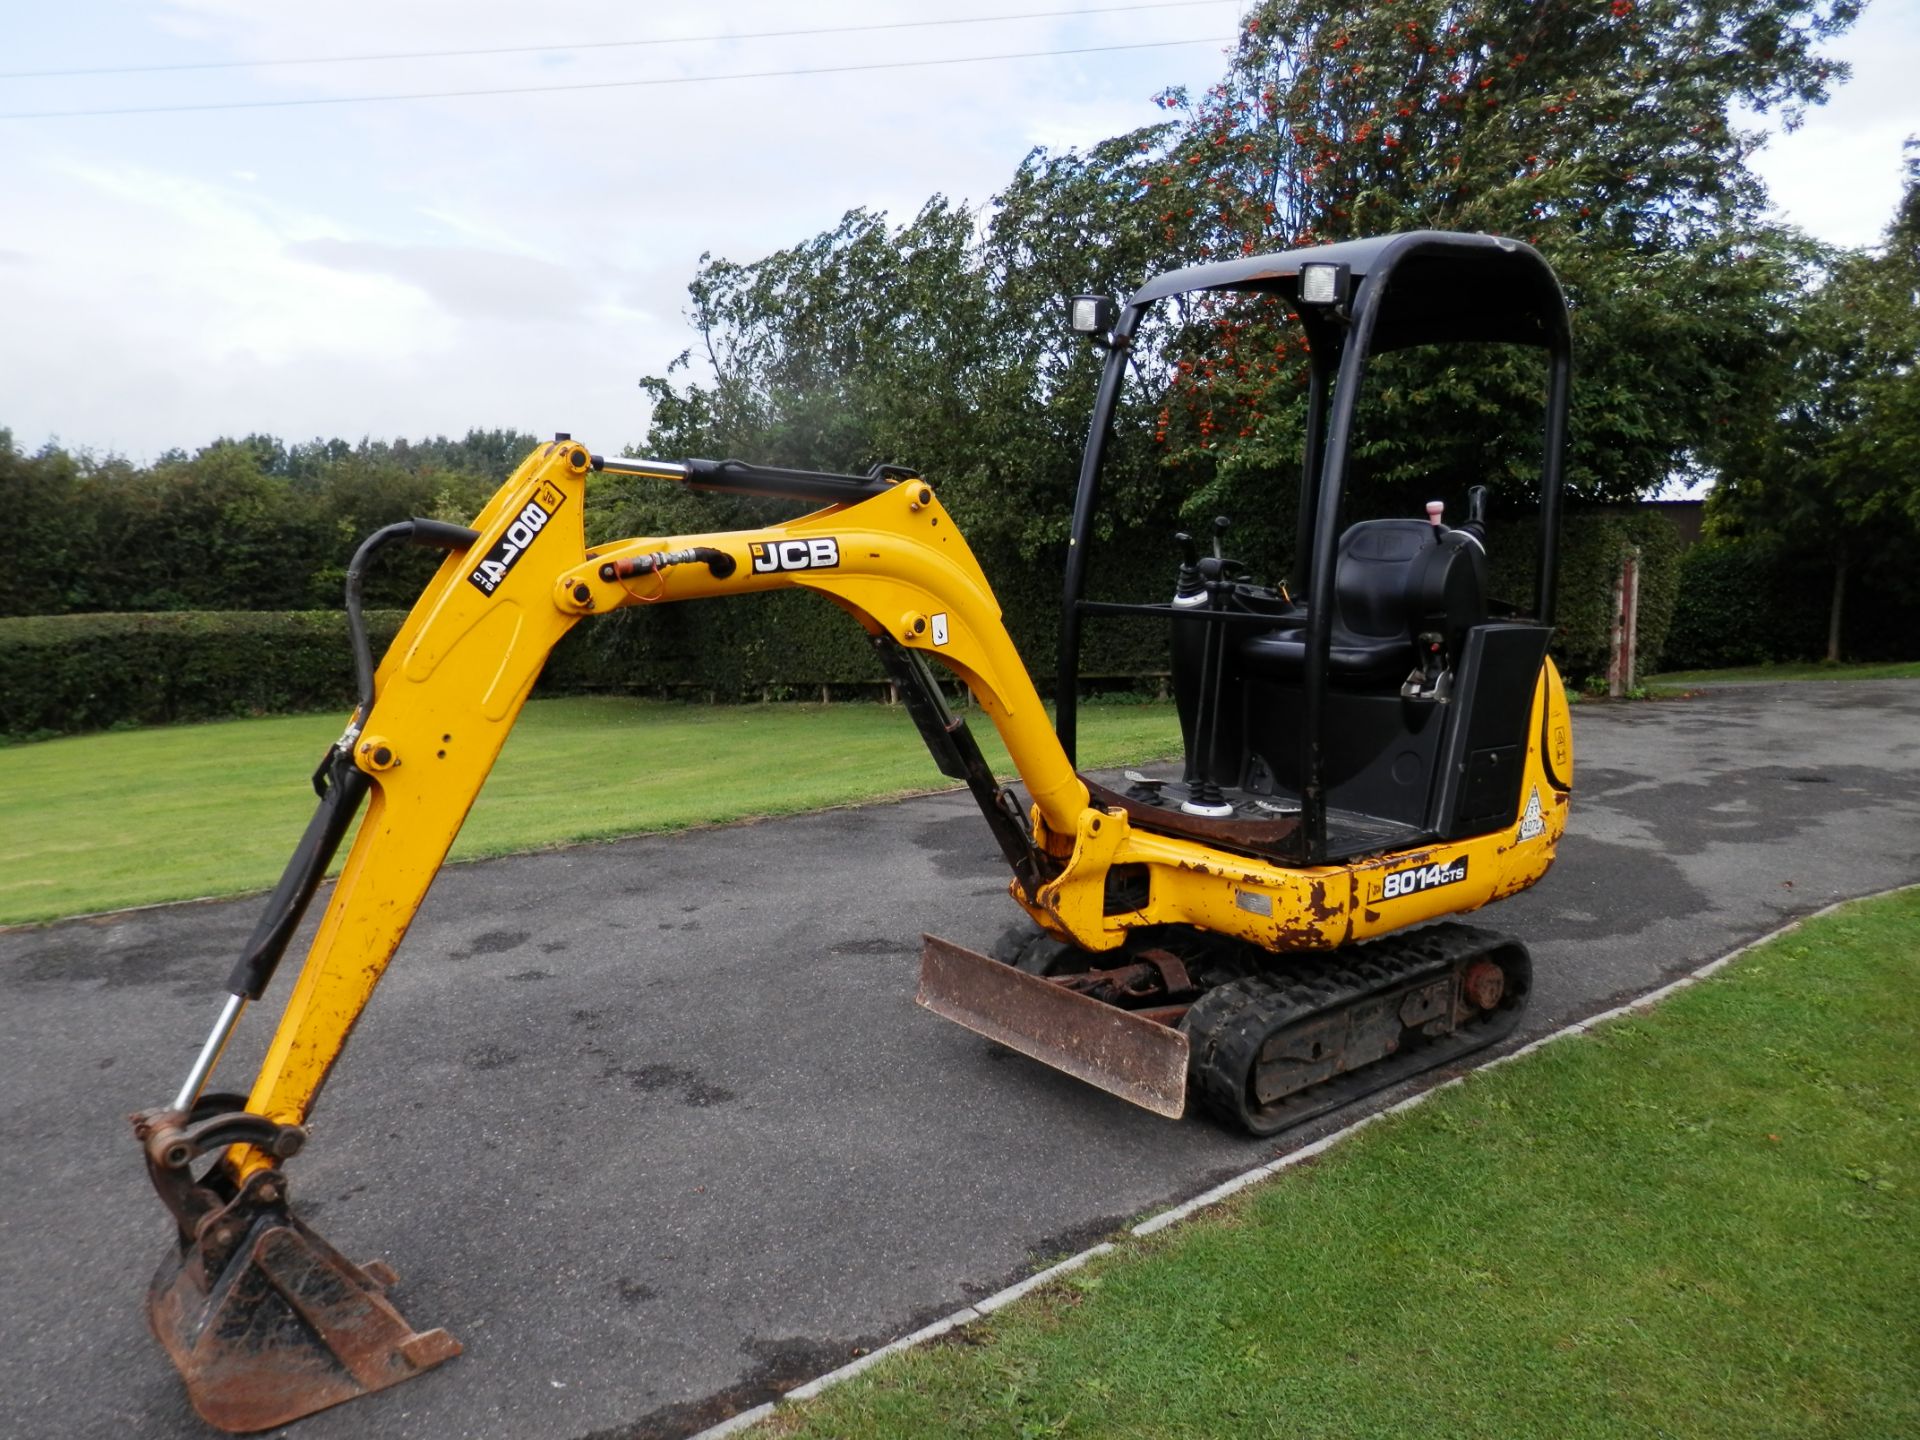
xmin=1305 ymin=880 xmax=1342 ymax=923
xmin=1266 ymin=919 xmax=1326 ymax=951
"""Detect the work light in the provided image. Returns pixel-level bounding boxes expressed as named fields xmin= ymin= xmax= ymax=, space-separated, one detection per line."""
xmin=1067 ymin=294 xmax=1117 ymax=335
xmin=1298 ymin=262 xmax=1350 ymax=306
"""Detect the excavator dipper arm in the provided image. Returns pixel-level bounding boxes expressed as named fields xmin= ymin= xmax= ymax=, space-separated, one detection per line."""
xmin=132 ymin=438 xmax=1091 ymax=1432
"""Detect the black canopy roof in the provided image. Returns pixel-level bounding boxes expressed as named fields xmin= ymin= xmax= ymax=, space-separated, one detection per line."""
xmin=1125 ymin=230 xmax=1568 ymax=354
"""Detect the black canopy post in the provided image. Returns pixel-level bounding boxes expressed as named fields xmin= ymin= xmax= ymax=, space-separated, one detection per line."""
xmin=1294 ymin=350 xmax=1332 ymax=596
xmin=1056 ymin=307 xmax=1142 ymax=766
xmin=1536 ymin=341 xmax=1572 ymax=625
xmin=1299 ymin=275 xmax=1386 ymax=862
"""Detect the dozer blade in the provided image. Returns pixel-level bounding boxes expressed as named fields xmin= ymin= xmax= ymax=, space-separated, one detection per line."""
xmin=145 ymin=1168 xmax=459 ymax=1433
xmin=918 ymin=934 xmax=1189 ymax=1119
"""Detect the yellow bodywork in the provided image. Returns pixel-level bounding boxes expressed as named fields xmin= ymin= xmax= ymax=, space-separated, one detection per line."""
xmin=230 ymin=439 xmax=1572 ymax=1176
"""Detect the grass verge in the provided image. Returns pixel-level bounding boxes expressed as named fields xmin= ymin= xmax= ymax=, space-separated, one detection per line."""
xmin=1649 ymin=659 xmax=1920 ymax=687
xmin=0 ymin=696 xmax=1179 ymax=926
xmin=760 ymin=888 xmax=1920 ymax=1440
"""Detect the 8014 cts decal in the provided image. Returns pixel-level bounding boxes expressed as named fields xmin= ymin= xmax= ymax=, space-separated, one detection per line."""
xmin=467 ymin=482 xmax=567 ymax=596
xmin=1372 ymin=854 xmax=1469 ymax=901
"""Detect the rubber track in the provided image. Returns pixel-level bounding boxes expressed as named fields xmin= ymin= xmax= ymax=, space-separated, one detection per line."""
xmin=1183 ymin=921 xmax=1530 ymax=1136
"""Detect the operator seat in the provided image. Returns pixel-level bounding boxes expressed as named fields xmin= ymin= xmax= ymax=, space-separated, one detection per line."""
xmin=1240 ymin=519 xmax=1486 ymax=685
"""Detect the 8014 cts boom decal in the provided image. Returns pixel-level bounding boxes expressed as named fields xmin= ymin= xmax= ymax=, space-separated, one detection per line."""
xmin=468 ymin=481 xmax=567 ymax=596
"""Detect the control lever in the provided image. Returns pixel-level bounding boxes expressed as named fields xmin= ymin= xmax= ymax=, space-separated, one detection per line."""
xmin=1172 ymin=532 xmax=1204 ymax=603
xmin=1462 ymin=485 xmax=1490 ymax=550
xmin=1401 ymin=632 xmax=1455 ymax=703
xmin=1180 ymin=515 xmax=1236 ymax=819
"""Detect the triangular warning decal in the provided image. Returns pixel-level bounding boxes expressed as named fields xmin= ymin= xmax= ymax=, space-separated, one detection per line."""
xmin=1517 ymin=785 xmax=1545 ymax=842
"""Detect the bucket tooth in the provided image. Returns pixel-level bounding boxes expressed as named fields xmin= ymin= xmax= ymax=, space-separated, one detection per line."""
xmin=918 ymin=933 xmax=1189 ymax=1119
xmin=146 ymin=1170 xmax=459 ymax=1433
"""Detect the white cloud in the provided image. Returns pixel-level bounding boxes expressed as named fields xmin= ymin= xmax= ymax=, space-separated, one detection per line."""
xmin=1746 ymin=2 xmax=1919 ymax=250
xmin=0 ymin=150 xmax=446 ymax=452
xmin=1 ymin=1 xmax=1237 ymax=457
xmin=0 ymin=0 xmax=1909 ymax=461
xmin=286 ymin=238 xmax=599 ymax=323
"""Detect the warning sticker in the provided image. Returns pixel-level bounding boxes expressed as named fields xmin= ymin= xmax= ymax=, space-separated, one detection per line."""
xmin=1517 ymin=785 xmax=1546 ymax=842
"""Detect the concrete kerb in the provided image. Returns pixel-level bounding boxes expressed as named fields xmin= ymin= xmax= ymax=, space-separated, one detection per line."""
xmin=692 ymin=1402 xmax=777 ymax=1439
xmin=782 ymin=1309 xmax=983 ymax=1402
xmin=687 ymin=883 xmax=1919 ymax=1440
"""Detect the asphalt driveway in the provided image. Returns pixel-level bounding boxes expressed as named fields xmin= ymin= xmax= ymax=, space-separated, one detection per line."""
xmin=2 ymin=680 xmax=1917 ymax=1440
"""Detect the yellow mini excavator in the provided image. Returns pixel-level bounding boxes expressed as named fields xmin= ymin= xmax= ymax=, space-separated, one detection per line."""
xmin=132 ymin=231 xmax=1574 ymax=1430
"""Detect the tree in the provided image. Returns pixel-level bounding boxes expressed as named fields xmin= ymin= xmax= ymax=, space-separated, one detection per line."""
xmin=1705 ymin=141 xmax=1920 ymax=660
xmin=1145 ymin=0 xmax=1862 ymax=540
xmin=628 ymin=136 xmax=1202 ymax=566
xmin=635 ymin=0 xmax=1859 ymax=605
xmin=86 ymin=440 xmax=323 ymax=611
xmin=0 ymin=428 xmax=540 ymax=616
xmin=0 ymin=434 xmax=112 ymax=616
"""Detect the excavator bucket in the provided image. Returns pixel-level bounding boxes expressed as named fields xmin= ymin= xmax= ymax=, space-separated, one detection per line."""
xmin=148 ymin=1208 xmax=460 ymax=1432
xmin=136 ymin=1109 xmax=459 ymax=1433
xmin=917 ymin=934 xmax=1190 ymax=1118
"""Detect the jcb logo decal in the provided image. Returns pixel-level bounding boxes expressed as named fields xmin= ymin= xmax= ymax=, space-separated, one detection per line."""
xmin=751 ymin=538 xmax=840 ymax=573
xmin=468 ymin=482 xmax=566 ymax=596
xmin=1373 ymin=855 xmax=1468 ymax=902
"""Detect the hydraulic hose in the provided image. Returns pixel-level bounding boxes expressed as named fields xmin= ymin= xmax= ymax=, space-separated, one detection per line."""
xmin=343 ymin=519 xmax=479 ymax=727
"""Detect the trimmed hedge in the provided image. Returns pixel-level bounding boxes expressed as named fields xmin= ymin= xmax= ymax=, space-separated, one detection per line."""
xmin=0 ymin=611 xmax=406 ymax=740
xmin=3 ymin=511 xmax=1685 ymax=739
xmin=1662 ymin=536 xmax=1920 ymax=669
xmin=1662 ymin=538 xmax=1825 ymax=669
xmin=1488 ymin=507 xmax=1684 ymax=680
xmin=1557 ymin=509 xmax=1684 ymax=678
xmin=552 ymin=528 xmax=1180 ymax=701
xmin=549 ymin=509 xmax=1685 ymax=698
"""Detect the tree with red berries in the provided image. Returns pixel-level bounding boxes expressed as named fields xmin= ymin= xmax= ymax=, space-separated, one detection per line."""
xmin=635 ymin=0 xmax=1860 ymax=583
xmin=1144 ymin=0 xmax=1860 ymax=550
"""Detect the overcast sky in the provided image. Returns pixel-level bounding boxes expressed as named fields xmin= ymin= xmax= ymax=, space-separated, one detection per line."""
xmin=2 ymin=1 xmax=1914 ymax=462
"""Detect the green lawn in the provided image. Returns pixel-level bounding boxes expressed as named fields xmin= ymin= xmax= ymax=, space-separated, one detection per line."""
xmin=762 ymin=888 xmax=1920 ymax=1440
xmin=1649 ymin=658 xmax=1920 ymax=686
xmin=0 ymin=696 xmax=1179 ymax=926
